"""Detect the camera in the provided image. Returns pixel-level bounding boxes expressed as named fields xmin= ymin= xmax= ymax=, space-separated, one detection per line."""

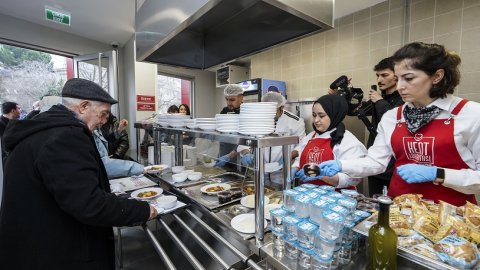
xmin=330 ymin=75 xmax=376 ymax=135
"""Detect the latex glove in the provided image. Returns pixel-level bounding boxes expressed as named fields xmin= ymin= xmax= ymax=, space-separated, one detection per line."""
xmin=397 ymin=164 xmax=437 ymax=183
xmin=241 ymin=154 xmax=254 ymax=167
xmin=296 ymin=169 xmax=320 ymax=182
xmin=319 ymin=160 xmax=342 ymax=177
xmin=214 ymin=154 xmax=230 ymax=167
xmin=290 ymin=167 xmax=299 ymax=182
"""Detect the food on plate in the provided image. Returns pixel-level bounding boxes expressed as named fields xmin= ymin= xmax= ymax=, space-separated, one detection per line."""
xmin=206 ymin=186 xmax=225 ymax=193
xmin=243 ymin=185 xmax=271 ymax=195
xmin=151 ymin=165 xmax=164 ymax=170
xmin=138 ymin=191 xmax=158 ymax=198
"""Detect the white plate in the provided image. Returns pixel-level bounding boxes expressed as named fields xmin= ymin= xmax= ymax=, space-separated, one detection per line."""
xmin=145 ymin=164 xmax=169 ymax=173
xmin=131 ymin=187 xmax=164 ymax=200
xmin=241 ymin=102 xmax=277 ymax=107
xmin=217 ymin=128 xmax=238 ymax=133
xmin=265 ymin=204 xmax=283 ymax=220
xmin=200 ymin=183 xmax=231 ymax=195
xmin=198 ymin=125 xmax=217 ymax=131
xmin=239 ymin=131 xmax=274 ymax=136
xmin=230 ymin=213 xmax=267 ymax=234
xmin=240 ymin=195 xmax=270 ymax=208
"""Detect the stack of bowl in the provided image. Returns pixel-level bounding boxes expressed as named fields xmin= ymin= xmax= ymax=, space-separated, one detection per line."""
xmin=195 ymin=118 xmax=216 ymax=131
xmin=215 ymin=114 xmax=239 ymax=133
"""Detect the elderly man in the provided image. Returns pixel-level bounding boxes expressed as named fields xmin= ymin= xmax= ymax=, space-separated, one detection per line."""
xmin=0 ymin=78 xmax=156 ymax=269
xmin=239 ymin=92 xmax=306 ymax=183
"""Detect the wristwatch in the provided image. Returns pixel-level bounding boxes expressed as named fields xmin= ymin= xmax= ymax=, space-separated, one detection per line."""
xmin=433 ymin=168 xmax=445 ymax=185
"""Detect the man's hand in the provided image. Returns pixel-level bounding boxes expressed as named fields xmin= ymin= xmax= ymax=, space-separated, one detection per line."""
xmin=368 ymin=89 xmax=383 ymax=103
xmin=118 ymin=119 xmax=128 ymax=132
xmin=397 ymin=164 xmax=437 ymax=183
xmin=148 ymin=206 xmax=158 ymax=220
xmin=328 ymin=88 xmax=337 ymax=95
xmin=319 ymin=160 xmax=342 ymax=177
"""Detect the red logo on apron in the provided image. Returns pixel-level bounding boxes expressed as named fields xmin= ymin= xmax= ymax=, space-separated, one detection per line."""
xmin=307 ymin=147 xmax=324 ymax=164
xmin=402 ymin=133 xmax=435 ymax=164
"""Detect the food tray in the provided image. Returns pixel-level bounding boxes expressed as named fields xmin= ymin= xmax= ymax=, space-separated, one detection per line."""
xmin=353 ymin=214 xmax=469 ymax=270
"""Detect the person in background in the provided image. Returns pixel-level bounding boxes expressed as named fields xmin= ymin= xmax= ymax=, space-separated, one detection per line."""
xmin=365 ymin=57 xmax=403 ymax=196
xmin=179 ymin=104 xmax=191 ymax=115
xmin=0 ymin=102 xmax=21 ymax=138
xmin=319 ymin=42 xmax=480 ymax=207
xmin=167 ymin=104 xmax=179 ymax=113
xmin=239 ymin=92 xmax=306 ymax=184
xmin=0 ymin=78 xmax=156 ymax=269
xmin=216 ymin=84 xmax=244 ymax=167
xmin=100 ymin=114 xmax=130 ymax=160
xmin=25 ymin=100 xmax=41 ymax=120
xmin=0 ymin=102 xmax=21 ymax=162
xmin=291 ymin=94 xmax=367 ymax=188
xmin=267 ymin=85 xmax=280 ymax=93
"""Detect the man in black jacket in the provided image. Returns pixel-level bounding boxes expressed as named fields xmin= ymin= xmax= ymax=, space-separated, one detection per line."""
xmin=366 ymin=57 xmax=403 ymax=196
xmin=0 ymin=78 xmax=157 ymax=269
xmin=0 ymin=101 xmax=21 ymax=163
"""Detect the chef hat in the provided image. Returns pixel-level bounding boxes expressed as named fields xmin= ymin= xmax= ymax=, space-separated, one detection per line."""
xmin=223 ymin=84 xmax=244 ymax=97
xmin=261 ymin=92 xmax=286 ymax=107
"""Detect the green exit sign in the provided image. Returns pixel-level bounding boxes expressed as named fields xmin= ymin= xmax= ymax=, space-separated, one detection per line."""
xmin=45 ymin=8 xmax=70 ymax=26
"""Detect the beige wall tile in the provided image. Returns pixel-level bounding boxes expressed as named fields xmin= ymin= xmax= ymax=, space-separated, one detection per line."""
xmin=325 ymin=44 xmax=340 ymax=57
xmin=290 ymin=40 xmax=302 ymax=56
xmin=370 ymin=30 xmax=389 ymax=50
xmin=339 ymin=23 xmax=354 ymax=42
xmin=390 ymin=0 xmax=404 ymax=10
xmin=312 ymin=33 xmax=326 ymax=49
xmin=291 ymin=54 xmax=303 ymax=68
xmin=434 ymin=10 xmax=462 ymax=36
xmin=389 ymin=7 xmax=404 ymax=28
xmin=388 ymin=44 xmax=402 ymax=55
xmin=457 ymin=72 xmax=478 ymax=94
xmin=435 ymin=0 xmax=463 ymax=15
xmin=370 ymin=47 xmax=389 ymax=67
xmin=461 ymin=28 xmax=480 ymax=53
xmin=339 ymin=55 xmax=355 ymax=71
xmin=409 ymin=18 xmax=434 ymax=41
xmin=302 ymin=36 xmax=313 ymax=52
xmin=411 ymin=0 xmax=435 ymax=22
xmin=302 ymin=50 xmax=313 ymax=66
xmin=354 ymin=35 xmax=371 ymax=53
xmin=389 ymin=26 xmax=403 ymax=45
xmin=302 ymin=62 xmax=313 ymax=78
xmin=325 ymin=28 xmax=339 ymax=46
xmin=337 ymin=14 xmax=354 ymax=26
xmin=461 ymin=50 xmax=480 ymax=73
xmin=464 ymin=0 xmax=480 ymax=8
xmin=354 ymin=19 xmax=371 ymax=38
xmin=354 ymin=53 xmax=370 ymax=69
xmin=353 ymin=68 xmax=372 ymax=86
xmin=371 ymin=1 xmax=389 ymax=16
xmin=457 ymin=92 xmax=480 ymax=103
xmin=435 ymin=31 xmax=461 ymax=52
xmin=463 ymin=4 xmax=480 ymax=30
xmin=354 ymin=8 xmax=371 ymax=22
xmin=371 ymin=13 xmax=389 ymax=33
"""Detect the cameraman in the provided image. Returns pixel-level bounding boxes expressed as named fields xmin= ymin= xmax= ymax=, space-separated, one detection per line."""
xmin=365 ymin=57 xmax=403 ymax=196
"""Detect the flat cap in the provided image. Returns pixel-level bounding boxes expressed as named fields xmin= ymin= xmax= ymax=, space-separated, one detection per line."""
xmin=62 ymin=78 xmax=118 ymax=104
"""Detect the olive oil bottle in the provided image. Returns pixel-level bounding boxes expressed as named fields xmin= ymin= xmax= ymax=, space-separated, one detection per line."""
xmin=367 ymin=192 xmax=397 ymax=270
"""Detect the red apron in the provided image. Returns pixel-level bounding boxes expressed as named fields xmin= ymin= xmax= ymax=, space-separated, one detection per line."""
xmin=389 ymin=99 xmax=476 ymax=206
xmin=298 ymin=135 xmax=354 ymax=190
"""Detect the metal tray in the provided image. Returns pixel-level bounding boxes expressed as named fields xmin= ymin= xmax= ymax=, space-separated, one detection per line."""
xmin=353 ymin=214 xmax=471 ymax=270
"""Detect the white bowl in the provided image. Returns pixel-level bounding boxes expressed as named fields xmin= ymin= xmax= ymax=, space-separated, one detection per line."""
xmin=240 ymin=195 xmax=270 ymax=208
xmin=188 ymin=172 xmax=203 ymax=181
xmin=172 ymin=173 xmax=188 ymax=183
xmin=156 ymin=195 xmax=177 ymax=209
xmin=171 ymin=166 xmax=185 ymax=173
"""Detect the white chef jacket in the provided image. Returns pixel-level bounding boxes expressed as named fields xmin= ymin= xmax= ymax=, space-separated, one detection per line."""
xmin=293 ymin=129 xmax=367 ymax=188
xmin=341 ymin=95 xmax=480 ymax=195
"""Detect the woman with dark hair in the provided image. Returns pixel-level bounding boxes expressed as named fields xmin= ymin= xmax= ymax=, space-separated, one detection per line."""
xmin=167 ymin=105 xmax=179 ymax=113
xmin=291 ymin=94 xmax=367 ymax=188
xmin=320 ymin=42 xmax=480 ymax=206
xmin=179 ymin=104 xmax=190 ymax=115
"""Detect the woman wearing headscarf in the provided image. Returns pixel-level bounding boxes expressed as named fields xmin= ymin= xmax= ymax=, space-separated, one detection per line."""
xmin=291 ymin=94 xmax=367 ymax=188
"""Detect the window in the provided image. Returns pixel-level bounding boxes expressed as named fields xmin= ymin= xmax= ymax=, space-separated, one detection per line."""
xmin=0 ymin=43 xmax=72 ymax=118
xmin=156 ymin=73 xmax=193 ymax=115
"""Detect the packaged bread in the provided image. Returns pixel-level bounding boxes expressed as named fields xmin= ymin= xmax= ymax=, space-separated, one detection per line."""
xmin=433 ymin=235 xmax=479 ymax=269
xmin=390 ymin=208 xmax=414 ymax=236
xmin=433 ymin=215 xmax=465 ymax=243
xmin=412 ymin=243 xmax=438 ymax=260
xmin=398 ymin=233 xmax=429 ymax=248
xmin=464 ymin=201 xmax=480 ymax=229
xmin=457 ymin=206 xmax=465 ymax=217
xmin=393 ymin=194 xmax=423 ymax=209
xmin=413 ymin=207 xmax=440 ymax=242
xmin=438 ymin=200 xmax=457 ymax=225
xmin=468 ymin=227 xmax=480 ymax=248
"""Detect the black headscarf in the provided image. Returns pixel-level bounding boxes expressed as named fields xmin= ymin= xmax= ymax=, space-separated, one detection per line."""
xmin=312 ymin=95 xmax=348 ymax=147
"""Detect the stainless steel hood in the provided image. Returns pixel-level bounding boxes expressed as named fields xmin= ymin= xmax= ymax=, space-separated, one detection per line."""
xmin=135 ymin=0 xmax=334 ymax=69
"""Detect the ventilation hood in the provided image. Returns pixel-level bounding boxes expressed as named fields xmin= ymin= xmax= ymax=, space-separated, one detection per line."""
xmin=135 ymin=0 xmax=334 ymax=69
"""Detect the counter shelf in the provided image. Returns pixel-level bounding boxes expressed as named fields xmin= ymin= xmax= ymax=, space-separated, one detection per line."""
xmin=149 ymin=124 xmax=299 ymax=244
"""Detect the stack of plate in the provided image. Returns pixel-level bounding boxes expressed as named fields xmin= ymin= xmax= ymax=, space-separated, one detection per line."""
xmin=156 ymin=114 xmax=169 ymax=127
xmin=238 ymin=102 xmax=277 ymax=136
xmin=195 ymin=118 xmax=217 ymax=131
xmin=215 ymin=114 xmax=239 ymax=133
xmin=184 ymin=119 xmax=196 ymax=129
xmin=167 ymin=114 xmax=190 ymax=128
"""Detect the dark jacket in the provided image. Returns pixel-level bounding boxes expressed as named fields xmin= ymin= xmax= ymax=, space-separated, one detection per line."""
xmin=0 ymin=105 xmax=150 ymax=270
xmin=100 ymin=115 xmax=129 ymax=159
xmin=0 ymin=115 xmax=10 ymax=163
